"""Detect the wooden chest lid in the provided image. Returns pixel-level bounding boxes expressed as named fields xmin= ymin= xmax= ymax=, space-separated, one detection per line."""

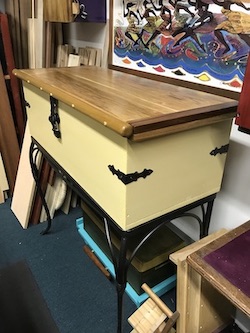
xmin=13 ymin=66 xmax=238 ymax=141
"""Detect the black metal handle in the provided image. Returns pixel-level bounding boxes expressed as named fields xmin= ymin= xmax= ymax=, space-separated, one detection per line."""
xmin=48 ymin=96 xmax=61 ymax=138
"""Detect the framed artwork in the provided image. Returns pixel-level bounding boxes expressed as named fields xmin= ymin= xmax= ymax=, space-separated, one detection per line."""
xmin=75 ymin=0 xmax=106 ymax=23
xmin=109 ymin=0 xmax=250 ymax=98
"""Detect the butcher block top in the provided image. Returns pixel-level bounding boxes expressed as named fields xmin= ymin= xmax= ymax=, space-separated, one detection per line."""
xmin=14 ymin=66 xmax=238 ymax=141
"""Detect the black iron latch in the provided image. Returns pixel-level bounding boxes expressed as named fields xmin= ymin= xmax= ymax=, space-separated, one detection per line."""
xmin=48 ymin=96 xmax=61 ymax=138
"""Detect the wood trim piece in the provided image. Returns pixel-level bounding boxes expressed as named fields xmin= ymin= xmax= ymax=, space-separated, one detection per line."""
xmin=131 ymin=112 xmax=235 ymax=142
xmin=187 ymin=221 xmax=250 ymax=318
xmin=0 ymin=63 xmax=20 ymax=194
xmin=0 ymin=13 xmax=26 ymax=143
xmin=13 ymin=66 xmax=238 ymax=140
xmin=169 ymin=229 xmax=229 ymax=333
xmin=11 ymin=125 xmax=37 ymax=228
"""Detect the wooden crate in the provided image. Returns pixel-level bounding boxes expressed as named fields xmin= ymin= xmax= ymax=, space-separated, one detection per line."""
xmin=170 ymin=230 xmax=235 ymax=333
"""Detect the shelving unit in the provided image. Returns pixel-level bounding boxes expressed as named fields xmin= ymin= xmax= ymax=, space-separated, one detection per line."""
xmin=76 ymin=217 xmax=177 ymax=308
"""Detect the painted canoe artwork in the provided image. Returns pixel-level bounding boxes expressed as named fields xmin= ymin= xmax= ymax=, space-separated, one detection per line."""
xmin=112 ymin=0 xmax=250 ymax=93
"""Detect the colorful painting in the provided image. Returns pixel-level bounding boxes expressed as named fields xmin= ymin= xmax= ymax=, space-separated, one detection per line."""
xmin=111 ymin=0 xmax=250 ymax=94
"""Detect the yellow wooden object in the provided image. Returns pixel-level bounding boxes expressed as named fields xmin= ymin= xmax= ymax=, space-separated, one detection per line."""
xmin=128 ymin=283 xmax=178 ymax=333
xmin=170 ymin=229 xmax=235 ymax=333
xmin=13 ymin=66 xmax=237 ymax=231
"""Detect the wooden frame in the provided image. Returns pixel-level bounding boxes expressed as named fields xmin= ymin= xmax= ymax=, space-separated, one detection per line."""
xmin=108 ymin=0 xmax=250 ymax=100
xmin=187 ymin=220 xmax=250 ymax=318
xmin=169 ymin=229 xmax=235 ymax=333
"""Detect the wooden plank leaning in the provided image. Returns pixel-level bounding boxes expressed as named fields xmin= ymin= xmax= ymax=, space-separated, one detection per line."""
xmin=0 ymin=62 xmax=20 ymax=194
xmin=0 ymin=13 xmax=26 ymax=143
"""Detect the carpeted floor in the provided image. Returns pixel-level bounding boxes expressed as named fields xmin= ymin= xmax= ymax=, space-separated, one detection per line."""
xmin=0 ymin=260 xmax=60 ymax=333
xmin=0 ymin=200 xmax=247 ymax=333
xmin=0 ymin=199 xmax=137 ymax=333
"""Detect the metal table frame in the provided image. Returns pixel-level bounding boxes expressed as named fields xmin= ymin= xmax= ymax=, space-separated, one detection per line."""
xmin=29 ymin=138 xmax=216 ymax=333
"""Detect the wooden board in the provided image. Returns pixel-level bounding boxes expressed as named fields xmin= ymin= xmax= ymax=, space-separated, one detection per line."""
xmin=0 ymin=153 xmax=9 ymax=192
xmin=0 ymin=153 xmax=9 ymax=203
xmin=0 ymin=12 xmax=25 ymax=143
xmin=27 ymin=0 xmax=44 ymax=69
xmin=0 ymin=63 xmax=20 ymax=194
xmin=11 ymin=125 xmax=40 ymax=228
xmin=5 ymin=0 xmax=31 ymax=69
xmin=19 ymin=0 xmax=30 ymax=69
xmin=13 ymin=66 xmax=238 ymax=140
xmin=0 ymin=185 xmax=4 ymax=204
xmin=43 ymin=0 xmax=74 ymax=22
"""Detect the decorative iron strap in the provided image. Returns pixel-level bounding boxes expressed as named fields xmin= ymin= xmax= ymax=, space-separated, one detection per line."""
xmin=210 ymin=144 xmax=229 ymax=156
xmin=108 ymin=165 xmax=153 ymax=185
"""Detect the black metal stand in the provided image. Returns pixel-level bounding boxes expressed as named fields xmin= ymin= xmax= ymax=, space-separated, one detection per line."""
xmin=29 ymin=138 xmax=216 ymax=333
xmin=29 ymin=141 xmax=52 ymax=235
xmin=103 ymin=194 xmax=215 ymax=333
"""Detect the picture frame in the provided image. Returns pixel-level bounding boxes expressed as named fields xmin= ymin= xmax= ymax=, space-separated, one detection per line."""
xmin=108 ymin=0 xmax=250 ymax=99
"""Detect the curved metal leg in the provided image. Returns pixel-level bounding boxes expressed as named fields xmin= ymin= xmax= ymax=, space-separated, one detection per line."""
xmin=103 ymin=195 xmax=216 ymax=332
xmin=29 ymin=141 xmax=52 ymax=235
xmin=104 ymin=218 xmax=174 ymax=333
xmin=104 ymin=219 xmax=128 ymax=333
xmin=201 ymin=198 xmax=215 ymax=238
xmin=180 ymin=196 xmax=216 ymax=239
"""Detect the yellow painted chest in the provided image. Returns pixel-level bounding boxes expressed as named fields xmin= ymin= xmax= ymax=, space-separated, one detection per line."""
xmin=14 ymin=66 xmax=237 ymax=230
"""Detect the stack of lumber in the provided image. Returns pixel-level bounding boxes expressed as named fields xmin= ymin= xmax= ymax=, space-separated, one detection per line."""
xmin=56 ymin=44 xmax=75 ymax=67
xmin=56 ymin=46 xmax=103 ymax=68
xmin=10 ymin=0 xmax=63 ymax=226
xmin=10 ymin=1 xmax=103 ymax=227
xmin=78 ymin=46 xmax=102 ymax=67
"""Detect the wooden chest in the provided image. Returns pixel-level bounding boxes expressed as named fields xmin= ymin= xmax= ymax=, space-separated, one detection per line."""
xmin=14 ymin=66 xmax=237 ymax=231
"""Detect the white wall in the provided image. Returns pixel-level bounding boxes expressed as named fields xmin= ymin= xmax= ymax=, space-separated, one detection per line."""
xmin=63 ymin=0 xmax=109 ymax=57
xmin=174 ymin=121 xmax=250 ymax=331
xmin=64 ymin=22 xmax=108 ymax=51
xmin=173 ymin=122 xmax=250 ymax=240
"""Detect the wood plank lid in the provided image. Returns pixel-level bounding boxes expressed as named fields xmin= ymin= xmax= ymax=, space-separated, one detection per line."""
xmin=13 ymin=66 xmax=238 ymax=141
